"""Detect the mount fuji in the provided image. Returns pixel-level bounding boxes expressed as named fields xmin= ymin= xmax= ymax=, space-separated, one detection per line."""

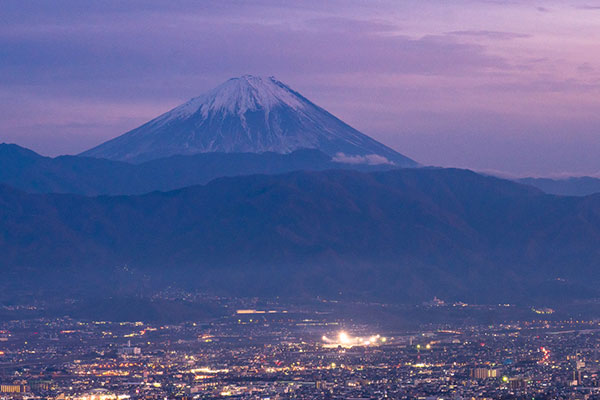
xmin=81 ymin=75 xmax=417 ymax=166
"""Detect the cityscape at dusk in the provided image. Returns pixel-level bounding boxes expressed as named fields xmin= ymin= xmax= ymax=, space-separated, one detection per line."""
xmin=2 ymin=1 xmax=600 ymax=399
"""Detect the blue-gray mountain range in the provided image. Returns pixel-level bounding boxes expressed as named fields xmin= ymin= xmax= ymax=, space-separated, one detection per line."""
xmin=2 ymin=76 xmax=600 ymax=313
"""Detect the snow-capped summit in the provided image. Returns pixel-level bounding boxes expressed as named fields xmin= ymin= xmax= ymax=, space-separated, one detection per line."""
xmin=81 ymin=75 xmax=417 ymax=166
xmin=172 ymin=75 xmax=307 ymax=119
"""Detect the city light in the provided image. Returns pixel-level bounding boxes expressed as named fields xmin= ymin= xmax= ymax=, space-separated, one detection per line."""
xmin=322 ymin=331 xmax=384 ymax=348
xmin=539 ymin=347 xmax=550 ymax=364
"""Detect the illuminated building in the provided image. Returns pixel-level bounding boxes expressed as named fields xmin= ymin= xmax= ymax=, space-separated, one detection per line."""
xmin=118 ymin=340 xmax=141 ymax=356
xmin=470 ymin=368 xmax=499 ymax=379
xmin=0 ymin=384 xmax=27 ymax=393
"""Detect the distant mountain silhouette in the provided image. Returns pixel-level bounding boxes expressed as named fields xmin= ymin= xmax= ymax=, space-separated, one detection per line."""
xmin=0 ymin=143 xmax=399 ymax=195
xmin=81 ymin=75 xmax=417 ymax=166
xmin=519 ymin=176 xmax=600 ymax=196
xmin=2 ymin=167 xmax=599 ymax=304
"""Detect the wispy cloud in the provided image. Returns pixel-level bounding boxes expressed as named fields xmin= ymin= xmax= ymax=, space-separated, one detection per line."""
xmin=332 ymin=153 xmax=393 ymax=165
xmin=576 ymin=5 xmax=600 ymax=10
xmin=447 ymin=30 xmax=531 ymax=40
xmin=304 ymin=17 xmax=399 ymax=34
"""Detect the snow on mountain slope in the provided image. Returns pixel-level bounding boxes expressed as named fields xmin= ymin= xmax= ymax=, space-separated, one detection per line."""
xmin=81 ymin=75 xmax=417 ymax=166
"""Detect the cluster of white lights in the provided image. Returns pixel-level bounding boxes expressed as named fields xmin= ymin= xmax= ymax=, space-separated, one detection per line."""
xmin=73 ymin=394 xmax=130 ymax=400
xmin=322 ymin=331 xmax=386 ymax=348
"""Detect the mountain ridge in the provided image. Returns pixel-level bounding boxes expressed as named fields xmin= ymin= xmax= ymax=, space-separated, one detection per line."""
xmin=6 ymin=143 xmax=600 ymax=197
xmin=0 ymin=143 xmax=399 ymax=195
xmin=1 ymin=167 xmax=599 ymax=304
xmin=518 ymin=176 xmax=600 ymax=196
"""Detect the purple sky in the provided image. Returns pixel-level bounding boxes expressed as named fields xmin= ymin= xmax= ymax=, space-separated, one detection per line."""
xmin=1 ymin=0 xmax=600 ymax=176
